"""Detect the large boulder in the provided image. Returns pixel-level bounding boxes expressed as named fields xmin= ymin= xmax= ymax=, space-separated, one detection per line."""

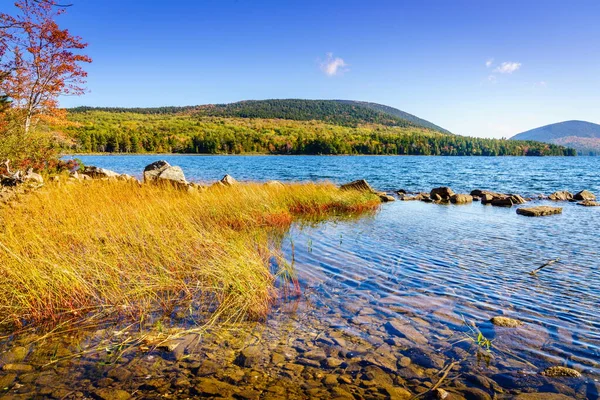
xmin=340 ymin=179 xmax=375 ymax=193
xmin=516 ymin=206 xmax=562 ymax=217
xmin=548 ymin=191 xmax=573 ymax=201
xmin=143 ymin=161 xmax=188 ymax=187
xmin=83 ymin=166 xmax=120 ymax=179
xmin=220 ymin=174 xmax=238 ymax=186
xmin=574 ymin=190 xmax=596 ymax=201
xmin=450 ymin=194 xmax=473 ymax=204
xmin=430 ymin=187 xmax=454 ymax=201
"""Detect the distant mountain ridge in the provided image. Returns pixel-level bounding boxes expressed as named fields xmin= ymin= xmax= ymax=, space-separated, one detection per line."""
xmin=511 ymin=120 xmax=600 ymax=155
xmin=70 ymin=99 xmax=451 ymax=134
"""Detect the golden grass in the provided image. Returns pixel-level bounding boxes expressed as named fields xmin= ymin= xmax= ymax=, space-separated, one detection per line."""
xmin=0 ymin=180 xmax=379 ymax=331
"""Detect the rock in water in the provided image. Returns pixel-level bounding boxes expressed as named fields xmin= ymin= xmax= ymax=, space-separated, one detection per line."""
xmin=220 ymin=174 xmax=238 ymax=186
xmin=235 ymin=345 xmax=264 ymax=368
xmin=548 ymin=191 xmax=573 ymax=201
xmin=450 ymin=194 xmax=473 ymax=204
xmin=92 ymin=388 xmax=132 ymax=400
xmin=540 ymin=366 xmax=581 ymax=378
xmin=490 ymin=316 xmax=523 ymax=327
xmin=378 ymin=193 xmax=396 ymax=202
xmin=516 ymin=206 xmax=562 ymax=217
xmin=340 ymin=179 xmax=375 ymax=193
xmin=578 ymin=200 xmax=600 ymax=207
xmin=430 ymin=187 xmax=455 ymax=201
xmin=574 ymin=190 xmax=596 ymax=201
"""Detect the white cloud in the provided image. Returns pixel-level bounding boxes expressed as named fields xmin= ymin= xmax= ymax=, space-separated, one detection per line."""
xmin=485 ymin=58 xmax=494 ymax=68
xmin=320 ymin=53 xmax=348 ymax=77
xmin=494 ymin=61 xmax=522 ymax=74
xmin=537 ymin=81 xmax=547 ymax=87
xmin=487 ymin=75 xmax=497 ymax=83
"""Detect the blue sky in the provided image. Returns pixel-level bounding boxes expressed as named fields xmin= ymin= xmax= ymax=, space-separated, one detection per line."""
xmin=55 ymin=0 xmax=600 ymax=138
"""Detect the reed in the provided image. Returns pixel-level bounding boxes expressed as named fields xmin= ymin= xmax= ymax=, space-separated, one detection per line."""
xmin=0 ymin=180 xmax=379 ymax=331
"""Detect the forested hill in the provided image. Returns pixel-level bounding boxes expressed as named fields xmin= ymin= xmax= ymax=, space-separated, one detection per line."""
xmin=335 ymin=100 xmax=451 ymax=134
xmin=61 ymin=110 xmax=575 ymax=156
xmin=70 ymin=99 xmax=450 ymax=133
xmin=511 ymin=120 xmax=600 ymax=155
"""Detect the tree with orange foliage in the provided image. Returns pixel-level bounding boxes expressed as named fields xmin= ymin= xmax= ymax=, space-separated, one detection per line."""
xmin=0 ymin=0 xmax=91 ymax=134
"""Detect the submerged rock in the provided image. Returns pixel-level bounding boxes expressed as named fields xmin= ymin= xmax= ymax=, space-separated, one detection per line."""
xmin=402 ymin=192 xmax=429 ymax=201
xmin=574 ymin=190 xmax=596 ymax=201
xmin=578 ymin=200 xmax=600 ymax=206
xmin=548 ymin=191 xmax=573 ymax=201
xmin=490 ymin=316 xmax=523 ymax=327
xmin=516 ymin=206 xmax=562 ymax=217
xmin=92 ymin=388 xmax=132 ymax=400
xmin=540 ymin=366 xmax=582 ymax=378
xmin=450 ymin=194 xmax=473 ymax=204
xmin=384 ymin=320 xmax=428 ymax=345
xmin=235 ymin=345 xmax=264 ymax=368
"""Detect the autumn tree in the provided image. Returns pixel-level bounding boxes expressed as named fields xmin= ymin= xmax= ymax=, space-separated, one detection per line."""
xmin=0 ymin=0 xmax=91 ymax=134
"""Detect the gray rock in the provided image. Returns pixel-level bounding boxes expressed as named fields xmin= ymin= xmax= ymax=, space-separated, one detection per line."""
xmin=143 ymin=160 xmax=188 ymax=187
xmin=516 ymin=206 xmax=562 ymax=217
xmin=143 ymin=160 xmax=170 ymax=182
xmin=220 ymin=174 xmax=238 ymax=186
xmin=574 ymin=190 xmax=596 ymax=201
xmin=83 ymin=166 xmax=120 ymax=179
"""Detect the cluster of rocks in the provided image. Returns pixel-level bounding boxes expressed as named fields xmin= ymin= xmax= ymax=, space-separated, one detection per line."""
xmin=0 ymin=161 xmax=45 ymax=203
xmin=58 ymin=161 xmax=251 ymax=192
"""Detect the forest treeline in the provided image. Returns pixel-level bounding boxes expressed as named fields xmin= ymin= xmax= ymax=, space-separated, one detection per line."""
xmin=62 ymin=111 xmax=576 ymax=156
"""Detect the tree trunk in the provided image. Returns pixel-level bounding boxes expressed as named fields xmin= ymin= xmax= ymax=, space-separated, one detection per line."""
xmin=24 ymin=107 xmax=32 ymax=135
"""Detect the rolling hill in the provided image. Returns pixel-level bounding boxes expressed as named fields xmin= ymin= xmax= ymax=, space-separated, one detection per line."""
xmin=70 ymin=99 xmax=450 ymax=134
xmin=511 ymin=120 xmax=600 ymax=155
xmin=63 ymin=99 xmax=575 ymax=156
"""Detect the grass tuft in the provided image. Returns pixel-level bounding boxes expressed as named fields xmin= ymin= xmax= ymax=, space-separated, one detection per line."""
xmin=0 ymin=180 xmax=379 ymax=332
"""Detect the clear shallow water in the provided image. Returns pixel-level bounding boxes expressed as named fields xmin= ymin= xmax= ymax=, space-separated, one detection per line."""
xmin=70 ymin=154 xmax=600 ymax=196
xmin=7 ymin=155 xmax=599 ymax=398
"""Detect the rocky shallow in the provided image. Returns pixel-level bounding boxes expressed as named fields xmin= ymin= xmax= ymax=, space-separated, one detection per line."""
xmin=1 ymin=165 xmax=599 ymax=399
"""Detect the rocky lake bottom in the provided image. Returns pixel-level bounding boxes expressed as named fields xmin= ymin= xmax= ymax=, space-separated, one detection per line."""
xmin=1 ymin=155 xmax=600 ymax=399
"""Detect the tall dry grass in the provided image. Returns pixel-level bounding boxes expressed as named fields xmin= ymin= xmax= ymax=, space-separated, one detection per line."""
xmin=0 ymin=180 xmax=379 ymax=331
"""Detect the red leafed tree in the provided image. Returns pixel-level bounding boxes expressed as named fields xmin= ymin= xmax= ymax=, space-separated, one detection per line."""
xmin=0 ymin=0 xmax=91 ymax=134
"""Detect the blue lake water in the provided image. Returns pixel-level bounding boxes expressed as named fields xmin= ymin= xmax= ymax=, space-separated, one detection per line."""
xmin=56 ymin=155 xmax=600 ymax=397
xmin=69 ymin=154 xmax=600 ymax=197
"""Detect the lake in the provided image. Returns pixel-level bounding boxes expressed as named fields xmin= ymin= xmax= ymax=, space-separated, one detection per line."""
xmin=5 ymin=155 xmax=600 ymax=398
